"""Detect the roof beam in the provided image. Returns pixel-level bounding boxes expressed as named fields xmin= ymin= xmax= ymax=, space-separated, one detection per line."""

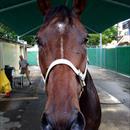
xmin=104 ymin=0 xmax=130 ymax=8
xmin=85 ymin=25 xmax=99 ymax=33
xmin=0 ymin=0 xmax=36 ymax=13
xmin=19 ymin=24 xmax=42 ymax=38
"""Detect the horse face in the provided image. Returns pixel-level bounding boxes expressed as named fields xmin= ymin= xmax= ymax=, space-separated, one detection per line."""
xmin=37 ymin=0 xmax=88 ymax=130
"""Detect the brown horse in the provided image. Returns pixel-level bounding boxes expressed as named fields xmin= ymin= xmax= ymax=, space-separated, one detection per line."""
xmin=37 ymin=0 xmax=101 ymax=130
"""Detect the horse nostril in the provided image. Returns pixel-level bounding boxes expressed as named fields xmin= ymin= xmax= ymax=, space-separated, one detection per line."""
xmin=70 ymin=112 xmax=85 ymax=130
xmin=41 ymin=113 xmax=53 ymax=130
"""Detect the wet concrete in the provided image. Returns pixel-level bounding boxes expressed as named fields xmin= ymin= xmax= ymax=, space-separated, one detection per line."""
xmin=0 ymin=66 xmax=42 ymax=130
xmin=0 ymin=66 xmax=130 ymax=130
xmin=89 ymin=66 xmax=130 ymax=108
xmin=88 ymin=66 xmax=130 ymax=130
xmin=100 ymin=104 xmax=130 ymax=130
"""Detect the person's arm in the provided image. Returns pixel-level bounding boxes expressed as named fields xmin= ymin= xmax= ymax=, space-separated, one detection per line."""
xmin=19 ymin=61 xmax=21 ymax=69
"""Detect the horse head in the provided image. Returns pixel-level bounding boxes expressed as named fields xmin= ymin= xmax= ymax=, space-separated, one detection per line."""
xmin=37 ymin=0 xmax=88 ymax=130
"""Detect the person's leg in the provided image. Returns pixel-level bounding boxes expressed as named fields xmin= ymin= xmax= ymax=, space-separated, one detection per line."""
xmin=20 ymin=68 xmax=24 ymax=86
xmin=25 ymin=68 xmax=31 ymax=85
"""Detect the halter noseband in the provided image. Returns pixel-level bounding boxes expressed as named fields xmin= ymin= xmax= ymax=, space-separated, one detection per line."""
xmin=42 ymin=59 xmax=87 ymax=96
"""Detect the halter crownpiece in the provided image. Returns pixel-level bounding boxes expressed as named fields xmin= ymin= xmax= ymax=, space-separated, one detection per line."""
xmin=42 ymin=59 xmax=88 ymax=89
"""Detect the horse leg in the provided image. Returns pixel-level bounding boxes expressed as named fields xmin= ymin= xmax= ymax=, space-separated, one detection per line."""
xmin=79 ymin=70 xmax=101 ymax=130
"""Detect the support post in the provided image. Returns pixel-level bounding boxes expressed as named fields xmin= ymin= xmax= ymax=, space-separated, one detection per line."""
xmin=99 ymin=33 xmax=102 ymax=67
xmin=0 ymin=43 xmax=4 ymax=69
xmin=100 ymin=33 xmax=102 ymax=48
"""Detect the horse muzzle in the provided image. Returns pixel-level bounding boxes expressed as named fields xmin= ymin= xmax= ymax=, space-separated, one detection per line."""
xmin=41 ymin=110 xmax=85 ymax=130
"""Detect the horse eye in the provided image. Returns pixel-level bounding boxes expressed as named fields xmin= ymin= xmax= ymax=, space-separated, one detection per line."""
xmin=36 ymin=37 xmax=43 ymax=47
xmin=82 ymin=38 xmax=88 ymax=44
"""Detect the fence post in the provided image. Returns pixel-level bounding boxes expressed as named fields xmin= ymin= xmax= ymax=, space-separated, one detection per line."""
xmin=115 ymin=47 xmax=118 ymax=72
xmin=100 ymin=33 xmax=102 ymax=67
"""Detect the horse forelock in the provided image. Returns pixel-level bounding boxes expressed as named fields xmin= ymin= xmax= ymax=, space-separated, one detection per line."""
xmin=44 ymin=5 xmax=73 ymax=24
xmin=38 ymin=5 xmax=87 ymax=41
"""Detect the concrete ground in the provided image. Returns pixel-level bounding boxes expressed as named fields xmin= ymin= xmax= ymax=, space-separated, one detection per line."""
xmin=88 ymin=66 xmax=130 ymax=130
xmin=0 ymin=66 xmax=130 ymax=130
xmin=98 ymin=86 xmax=130 ymax=130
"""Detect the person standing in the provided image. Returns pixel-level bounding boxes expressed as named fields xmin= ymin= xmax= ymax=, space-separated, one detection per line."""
xmin=19 ymin=55 xmax=31 ymax=85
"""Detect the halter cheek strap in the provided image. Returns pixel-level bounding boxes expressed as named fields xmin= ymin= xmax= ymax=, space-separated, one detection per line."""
xmin=42 ymin=59 xmax=88 ymax=89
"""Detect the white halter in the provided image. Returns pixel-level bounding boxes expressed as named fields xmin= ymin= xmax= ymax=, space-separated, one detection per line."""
xmin=42 ymin=59 xmax=88 ymax=89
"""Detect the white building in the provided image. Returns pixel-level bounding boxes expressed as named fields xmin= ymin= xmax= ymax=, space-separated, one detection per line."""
xmin=117 ymin=19 xmax=130 ymax=45
xmin=0 ymin=38 xmax=30 ymax=71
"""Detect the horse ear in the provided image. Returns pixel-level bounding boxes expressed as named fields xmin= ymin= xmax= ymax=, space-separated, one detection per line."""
xmin=37 ymin=0 xmax=51 ymax=15
xmin=73 ymin=0 xmax=87 ymax=16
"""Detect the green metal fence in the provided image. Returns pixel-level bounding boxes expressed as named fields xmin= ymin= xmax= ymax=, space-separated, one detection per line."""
xmin=27 ymin=51 xmax=38 ymax=66
xmin=87 ymin=46 xmax=130 ymax=76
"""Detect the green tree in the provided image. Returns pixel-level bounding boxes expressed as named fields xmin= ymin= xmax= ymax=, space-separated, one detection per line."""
xmin=22 ymin=35 xmax=35 ymax=46
xmin=87 ymin=34 xmax=99 ymax=47
xmin=0 ymin=23 xmax=35 ymax=45
xmin=88 ymin=25 xmax=117 ymax=47
xmin=0 ymin=23 xmax=17 ymax=41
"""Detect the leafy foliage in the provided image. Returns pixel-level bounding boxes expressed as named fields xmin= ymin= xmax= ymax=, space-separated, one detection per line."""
xmin=88 ymin=26 xmax=117 ymax=47
xmin=0 ymin=23 xmax=35 ymax=45
xmin=22 ymin=35 xmax=35 ymax=46
xmin=0 ymin=23 xmax=17 ymax=41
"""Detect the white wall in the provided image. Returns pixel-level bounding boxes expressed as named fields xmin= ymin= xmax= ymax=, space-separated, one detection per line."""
xmin=3 ymin=42 xmax=20 ymax=70
xmin=0 ymin=39 xmax=26 ymax=71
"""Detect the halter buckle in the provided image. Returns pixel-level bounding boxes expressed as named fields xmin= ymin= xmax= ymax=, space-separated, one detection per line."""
xmin=80 ymin=79 xmax=86 ymax=87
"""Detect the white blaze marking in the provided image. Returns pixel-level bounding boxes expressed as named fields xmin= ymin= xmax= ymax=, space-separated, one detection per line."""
xmin=60 ymin=37 xmax=64 ymax=58
xmin=57 ymin=23 xmax=65 ymax=34
xmin=56 ymin=23 xmax=65 ymax=58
